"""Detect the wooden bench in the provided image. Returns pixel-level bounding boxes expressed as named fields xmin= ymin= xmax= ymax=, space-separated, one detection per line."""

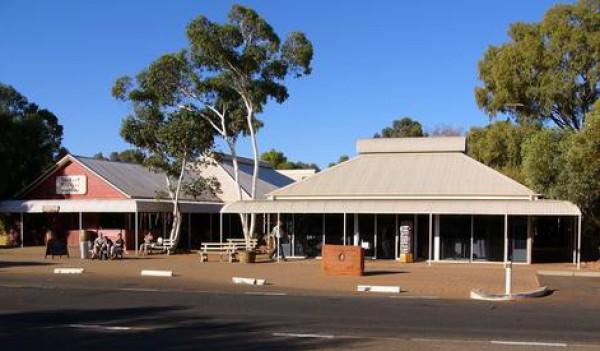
xmin=226 ymin=238 xmax=258 ymax=251
xmin=200 ymin=239 xmax=258 ymax=263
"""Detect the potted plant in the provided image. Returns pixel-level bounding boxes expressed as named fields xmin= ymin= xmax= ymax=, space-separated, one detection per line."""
xmin=239 ymin=249 xmax=256 ymax=264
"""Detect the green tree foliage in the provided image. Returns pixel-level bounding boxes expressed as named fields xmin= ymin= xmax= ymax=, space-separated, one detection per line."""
xmin=117 ymin=90 xmax=218 ymax=250
xmin=328 ymin=155 xmax=350 ymax=168
xmin=523 ymin=103 xmax=600 ymax=225
xmin=0 ymin=83 xmax=64 ymax=198
xmin=431 ymin=124 xmax=463 ymax=136
xmin=476 ymin=0 xmax=600 ymax=130
xmin=260 ymin=148 xmax=320 ymax=171
xmin=92 ymin=149 xmax=146 ymax=164
xmin=522 ymin=129 xmax=572 ymax=198
xmin=113 ymin=4 xmax=313 ymax=239
xmin=374 ymin=117 xmax=426 ymax=138
xmin=467 ymin=121 xmax=540 ymax=182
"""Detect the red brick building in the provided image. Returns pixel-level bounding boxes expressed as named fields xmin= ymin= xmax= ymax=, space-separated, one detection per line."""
xmin=0 ymin=154 xmax=222 ymax=252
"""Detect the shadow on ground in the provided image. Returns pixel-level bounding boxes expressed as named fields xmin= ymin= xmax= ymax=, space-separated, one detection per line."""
xmin=0 ymin=306 xmax=359 ymax=351
xmin=363 ymin=270 xmax=408 ymax=276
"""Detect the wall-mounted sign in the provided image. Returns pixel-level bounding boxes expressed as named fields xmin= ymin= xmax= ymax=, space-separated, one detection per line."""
xmin=56 ymin=175 xmax=87 ymax=195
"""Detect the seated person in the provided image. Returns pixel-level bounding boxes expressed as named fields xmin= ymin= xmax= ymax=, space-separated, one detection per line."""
xmin=111 ymin=233 xmax=125 ymax=259
xmin=91 ymin=233 xmax=107 ymax=259
xmin=104 ymin=237 xmax=113 ymax=260
xmin=140 ymin=231 xmax=154 ymax=255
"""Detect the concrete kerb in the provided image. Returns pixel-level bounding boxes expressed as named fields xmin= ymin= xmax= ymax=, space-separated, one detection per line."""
xmin=232 ymin=277 xmax=267 ymax=286
xmin=470 ymin=286 xmax=549 ymax=301
xmin=357 ymin=285 xmax=401 ymax=294
xmin=538 ymin=270 xmax=600 ymax=278
xmin=54 ymin=268 xmax=85 ymax=274
xmin=141 ymin=270 xmax=173 ymax=277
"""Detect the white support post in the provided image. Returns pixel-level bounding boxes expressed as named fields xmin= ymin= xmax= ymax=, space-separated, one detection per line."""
xmin=353 ymin=214 xmax=359 ymax=246
xmin=527 ymin=216 xmax=533 ymax=264
xmin=577 ymin=215 xmax=582 ymax=270
xmin=20 ymin=212 xmax=24 ymax=248
xmin=395 ymin=214 xmax=399 ymax=260
xmin=434 ymin=215 xmax=440 ymax=261
xmin=505 ymin=261 xmax=512 ymax=296
xmin=504 ymin=214 xmax=509 ymax=263
xmin=322 ymin=213 xmax=326 ymax=248
xmin=291 ymin=213 xmax=295 ymax=257
xmin=413 ymin=214 xmax=418 ymax=259
xmin=187 ymin=213 xmax=192 ymax=250
xmin=219 ymin=213 xmax=224 ymax=243
xmin=374 ymin=214 xmax=378 ymax=259
xmin=428 ymin=214 xmax=433 ymax=265
xmin=134 ymin=210 xmax=139 ymax=255
xmin=343 ymin=213 xmax=347 ymax=246
xmin=277 ymin=213 xmax=281 ymax=263
xmin=470 ymin=215 xmax=474 ymax=262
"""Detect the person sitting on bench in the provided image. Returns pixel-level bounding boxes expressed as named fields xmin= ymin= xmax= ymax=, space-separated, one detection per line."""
xmin=111 ymin=233 xmax=125 ymax=259
xmin=91 ymin=232 xmax=107 ymax=260
xmin=140 ymin=231 xmax=154 ymax=255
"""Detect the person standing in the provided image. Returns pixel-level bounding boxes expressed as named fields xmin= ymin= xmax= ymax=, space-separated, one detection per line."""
xmin=269 ymin=221 xmax=288 ymax=261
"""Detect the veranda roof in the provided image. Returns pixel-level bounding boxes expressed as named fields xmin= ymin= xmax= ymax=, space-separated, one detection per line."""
xmin=221 ymin=199 xmax=580 ymax=216
xmin=0 ymin=199 xmax=223 ymax=214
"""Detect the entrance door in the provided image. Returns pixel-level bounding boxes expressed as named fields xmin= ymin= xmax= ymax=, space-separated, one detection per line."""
xmin=509 ymin=216 xmax=528 ymax=263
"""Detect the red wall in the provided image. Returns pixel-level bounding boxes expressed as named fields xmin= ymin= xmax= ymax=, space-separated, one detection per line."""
xmin=25 ymin=160 xmax=126 ymax=200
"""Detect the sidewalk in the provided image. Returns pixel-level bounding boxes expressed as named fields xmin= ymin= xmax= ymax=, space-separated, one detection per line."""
xmin=0 ymin=246 xmax=576 ymax=299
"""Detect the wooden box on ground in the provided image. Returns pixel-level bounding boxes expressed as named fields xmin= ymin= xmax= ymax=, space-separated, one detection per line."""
xmin=321 ymin=244 xmax=364 ymax=276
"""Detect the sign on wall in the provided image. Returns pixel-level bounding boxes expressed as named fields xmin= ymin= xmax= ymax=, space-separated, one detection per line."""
xmin=56 ymin=175 xmax=87 ymax=195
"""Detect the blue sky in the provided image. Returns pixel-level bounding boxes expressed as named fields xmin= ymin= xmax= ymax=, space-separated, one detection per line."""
xmin=0 ymin=0 xmax=569 ymax=168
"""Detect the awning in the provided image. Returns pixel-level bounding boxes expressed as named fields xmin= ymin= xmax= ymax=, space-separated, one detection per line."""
xmin=0 ymin=199 xmax=223 ymax=214
xmin=222 ymin=199 xmax=580 ymax=216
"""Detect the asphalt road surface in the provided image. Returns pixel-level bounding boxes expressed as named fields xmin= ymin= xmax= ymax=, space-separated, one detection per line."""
xmin=1 ymin=276 xmax=600 ymax=351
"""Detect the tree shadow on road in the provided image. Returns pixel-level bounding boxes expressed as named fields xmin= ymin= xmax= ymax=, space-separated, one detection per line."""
xmin=0 ymin=306 xmax=360 ymax=351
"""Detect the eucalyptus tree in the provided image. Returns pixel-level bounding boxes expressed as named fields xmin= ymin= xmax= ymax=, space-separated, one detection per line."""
xmin=115 ymin=72 xmax=218 ymax=251
xmin=113 ymin=4 xmax=313 ymax=242
xmin=0 ymin=83 xmax=64 ymax=198
xmin=374 ymin=117 xmax=426 ymax=138
xmin=476 ymin=0 xmax=600 ymax=130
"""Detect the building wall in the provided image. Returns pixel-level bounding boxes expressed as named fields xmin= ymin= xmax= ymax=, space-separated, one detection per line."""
xmin=197 ymin=162 xmax=250 ymax=203
xmin=24 ymin=160 xmax=126 ymax=200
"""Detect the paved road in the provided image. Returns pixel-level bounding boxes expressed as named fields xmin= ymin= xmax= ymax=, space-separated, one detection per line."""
xmin=1 ymin=276 xmax=600 ymax=351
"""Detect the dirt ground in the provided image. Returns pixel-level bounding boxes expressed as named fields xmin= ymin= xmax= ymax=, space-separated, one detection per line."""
xmin=0 ymin=246 xmax=588 ymax=299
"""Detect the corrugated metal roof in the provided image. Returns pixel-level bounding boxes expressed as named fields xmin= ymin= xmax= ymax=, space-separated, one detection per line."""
xmin=222 ymin=199 xmax=580 ymax=216
xmin=269 ymin=152 xmax=536 ymax=199
xmin=219 ymin=158 xmax=294 ymax=199
xmin=357 ymin=136 xmax=466 ymax=153
xmin=75 ymin=156 xmax=220 ymax=202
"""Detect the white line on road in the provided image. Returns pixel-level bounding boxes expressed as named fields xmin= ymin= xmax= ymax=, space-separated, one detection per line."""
xmin=273 ymin=332 xmax=334 ymax=339
xmin=244 ymin=291 xmax=287 ymax=296
xmin=491 ymin=340 xmax=568 ymax=347
xmin=65 ymin=324 xmax=152 ymax=331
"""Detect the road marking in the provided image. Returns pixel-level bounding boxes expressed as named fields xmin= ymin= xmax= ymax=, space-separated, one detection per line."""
xmin=273 ymin=332 xmax=334 ymax=339
xmin=66 ymin=324 xmax=152 ymax=331
xmin=491 ymin=340 xmax=567 ymax=347
xmin=244 ymin=291 xmax=287 ymax=296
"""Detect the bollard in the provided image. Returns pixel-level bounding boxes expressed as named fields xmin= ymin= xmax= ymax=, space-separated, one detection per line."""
xmin=505 ymin=261 xmax=512 ymax=296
